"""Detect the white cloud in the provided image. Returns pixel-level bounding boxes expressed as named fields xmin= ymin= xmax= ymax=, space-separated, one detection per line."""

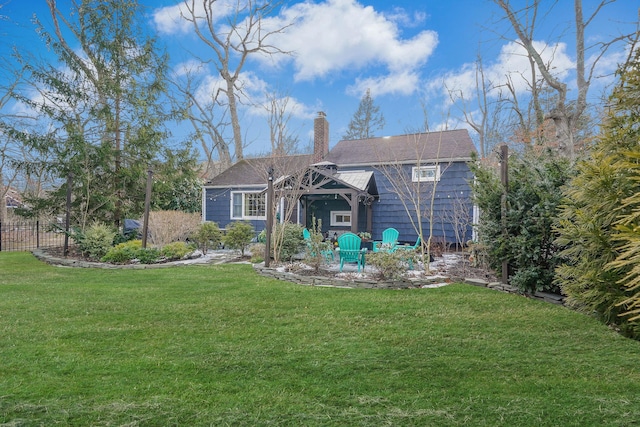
xmin=347 ymin=70 xmax=420 ymax=97
xmin=192 ymin=70 xmax=268 ymax=106
xmin=266 ymin=0 xmax=437 ymax=85
xmin=152 ymin=0 xmax=240 ymax=35
xmin=432 ymin=39 xmax=575 ymax=104
xmin=386 ymin=7 xmax=427 ymax=29
xmin=152 ymin=2 xmax=189 ymax=35
xmin=247 ymin=95 xmax=318 ymax=120
xmin=189 ymin=70 xmax=314 ymax=121
xmin=156 ymin=1 xmax=439 ymax=104
xmin=172 ymin=59 xmax=208 ymax=78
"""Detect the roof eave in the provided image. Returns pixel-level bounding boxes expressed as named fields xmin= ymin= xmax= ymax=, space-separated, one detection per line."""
xmin=336 ymin=156 xmax=474 ymax=168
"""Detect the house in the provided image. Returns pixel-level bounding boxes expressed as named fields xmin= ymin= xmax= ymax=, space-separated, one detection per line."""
xmin=202 ymin=112 xmax=477 ymax=246
xmin=3 ymin=187 xmax=23 ymax=210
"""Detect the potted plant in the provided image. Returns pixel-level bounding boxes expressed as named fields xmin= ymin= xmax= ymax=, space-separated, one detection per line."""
xmin=357 ymin=231 xmax=371 ymax=241
xmin=358 ymin=231 xmax=372 ymax=251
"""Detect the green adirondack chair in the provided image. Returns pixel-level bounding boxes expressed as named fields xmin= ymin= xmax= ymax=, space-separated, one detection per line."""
xmin=337 ymin=232 xmax=367 ymax=272
xmin=372 ymin=227 xmax=399 ymax=252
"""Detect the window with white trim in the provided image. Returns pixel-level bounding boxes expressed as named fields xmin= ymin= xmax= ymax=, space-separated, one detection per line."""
xmin=330 ymin=211 xmax=352 ymax=226
xmin=412 ymin=165 xmax=441 ymax=182
xmin=231 ymin=192 xmax=266 ymax=220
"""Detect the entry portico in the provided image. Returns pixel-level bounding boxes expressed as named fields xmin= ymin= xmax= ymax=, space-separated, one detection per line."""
xmin=271 ymin=161 xmax=378 ymax=235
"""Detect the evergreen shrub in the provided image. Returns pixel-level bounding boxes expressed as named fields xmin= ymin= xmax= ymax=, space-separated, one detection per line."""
xmin=223 ymin=221 xmax=254 ymax=256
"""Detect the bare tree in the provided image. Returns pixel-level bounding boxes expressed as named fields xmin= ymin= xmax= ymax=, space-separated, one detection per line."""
xmin=494 ymin=0 xmax=635 ymax=159
xmin=0 ymin=61 xmax=29 ymax=223
xmin=171 ymin=66 xmax=233 ymax=176
xmin=375 ymin=132 xmax=453 ymax=273
xmin=182 ymin=0 xmax=292 ymax=162
xmin=447 ymin=56 xmax=511 ymax=159
xmin=263 ymin=89 xmax=300 ymax=156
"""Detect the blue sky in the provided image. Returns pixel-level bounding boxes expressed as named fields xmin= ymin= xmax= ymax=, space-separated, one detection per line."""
xmin=1 ymin=0 xmax=638 ymax=159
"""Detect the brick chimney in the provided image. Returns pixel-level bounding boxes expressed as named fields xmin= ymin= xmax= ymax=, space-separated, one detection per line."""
xmin=313 ymin=111 xmax=329 ymax=162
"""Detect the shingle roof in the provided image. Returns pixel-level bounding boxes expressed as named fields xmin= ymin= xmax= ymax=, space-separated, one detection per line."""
xmin=326 ymin=129 xmax=476 ymax=166
xmin=205 ymin=129 xmax=476 ymax=187
xmin=205 ymin=154 xmax=313 ymax=187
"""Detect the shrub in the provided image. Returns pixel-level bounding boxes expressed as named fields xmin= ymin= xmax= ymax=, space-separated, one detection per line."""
xmin=249 ymin=243 xmax=265 ymax=263
xmin=275 ymin=222 xmax=305 ymax=262
xmin=470 ymin=150 xmax=572 ymax=294
xmin=137 ymin=247 xmax=161 ymax=264
xmin=161 ymin=242 xmax=193 ymax=261
xmin=223 ymin=221 xmax=254 ymax=256
xmin=191 ymin=222 xmax=222 ymax=254
xmin=78 ymin=222 xmax=116 ymax=260
xmin=146 ymin=210 xmax=201 ymax=246
xmin=367 ymin=250 xmax=414 ymax=280
xmin=101 ymin=240 xmax=163 ymax=264
xmin=102 ymin=240 xmax=143 ymax=264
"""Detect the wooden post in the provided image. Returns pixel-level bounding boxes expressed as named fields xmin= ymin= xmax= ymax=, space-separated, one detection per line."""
xmin=64 ymin=172 xmax=72 ymax=257
xmin=142 ymin=168 xmax=153 ymax=248
xmin=350 ymin=191 xmax=358 ymax=234
xmin=265 ymin=167 xmax=274 ymax=267
xmin=500 ymin=144 xmax=509 ymax=284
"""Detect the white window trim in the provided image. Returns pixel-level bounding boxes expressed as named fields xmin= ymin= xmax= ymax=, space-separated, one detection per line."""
xmin=330 ymin=210 xmax=352 ymax=227
xmin=412 ymin=165 xmax=441 ymax=182
xmin=230 ymin=191 xmax=267 ymax=220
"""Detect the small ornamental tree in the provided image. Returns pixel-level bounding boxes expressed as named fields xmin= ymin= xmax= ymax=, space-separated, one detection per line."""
xmin=223 ymin=221 xmax=254 ymax=256
xmin=304 ymin=218 xmax=331 ymax=272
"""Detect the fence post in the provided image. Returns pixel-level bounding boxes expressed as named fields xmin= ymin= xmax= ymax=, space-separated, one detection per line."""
xmin=500 ymin=144 xmax=509 ymax=285
xmin=36 ymin=220 xmax=40 ymax=248
xmin=64 ymin=173 xmax=73 ymax=257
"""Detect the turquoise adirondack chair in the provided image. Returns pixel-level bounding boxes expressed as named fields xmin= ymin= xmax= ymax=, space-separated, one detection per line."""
xmin=372 ymin=227 xmax=399 ymax=253
xmin=303 ymin=228 xmax=334 ymax=262
xmin=396 ymin=236 xmax=421 ymax=269
xmin=397 ymin=236 xmax=421 ymax=252
xmin=337 ymin=232 xmax=367 ymax=272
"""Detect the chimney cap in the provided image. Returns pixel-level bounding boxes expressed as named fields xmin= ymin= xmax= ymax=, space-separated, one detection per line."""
xmin=317 ymin=111 xmax=326 ymax=117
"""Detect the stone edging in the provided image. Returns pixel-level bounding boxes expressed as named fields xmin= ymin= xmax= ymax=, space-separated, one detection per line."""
xmin=253 ymin=264 xmax=566 ymax=304
xmin=30 ymin=248 xmax=228 ymax=269
xmin=30 ymin=249 xmax=565 ymax=304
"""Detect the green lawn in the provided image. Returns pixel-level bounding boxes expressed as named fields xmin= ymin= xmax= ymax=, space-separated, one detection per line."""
xmin=1 ymin=251 xmax=639 ymax=426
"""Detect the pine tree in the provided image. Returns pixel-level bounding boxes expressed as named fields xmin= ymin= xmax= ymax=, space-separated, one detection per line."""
xmin=18 ymin=0 xmax=178 ymax=229
xmin=342 ymin=89 xmax=385 ymax=140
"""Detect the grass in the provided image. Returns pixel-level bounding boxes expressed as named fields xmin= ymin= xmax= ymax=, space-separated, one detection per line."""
xmin=1 ymin=251 xmax=639 ymax=426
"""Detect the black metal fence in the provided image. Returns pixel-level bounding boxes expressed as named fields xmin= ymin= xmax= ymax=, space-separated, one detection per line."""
xmin=0 ymin=220 xmax=66 ymax=252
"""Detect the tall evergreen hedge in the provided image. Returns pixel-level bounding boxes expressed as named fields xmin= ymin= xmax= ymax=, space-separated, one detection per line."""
xmin=555 ymin=48 xmax=640 ymax=339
